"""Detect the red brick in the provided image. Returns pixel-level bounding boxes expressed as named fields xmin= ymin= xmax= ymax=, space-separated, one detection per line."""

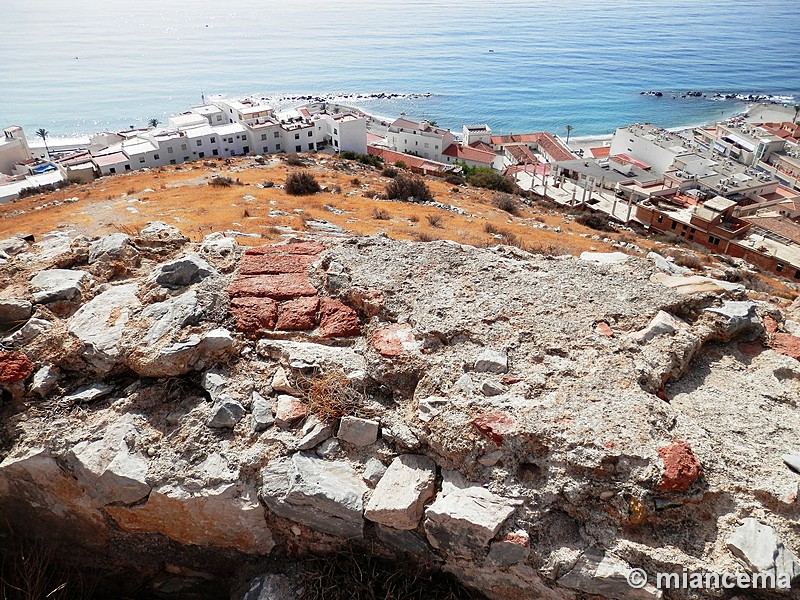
xmin=763 ymin=315 xmax=779 ymax=334
xmin=371 ymin=324 xmax=418 ymax=357
xmin=229 ymin=297 xmax=277 ymax=334
xmin=0 ymin=351 xmax=33 ymax=383
xmin=345 ymin=288 xmax=385 ymax=318
xmin=275 ymin=396 xmax=308 ymax=428
xmin=472 ymin=411 xmax=516 ymax=446
xmin=227 ymin=273 xmax=317 ymax=300
xmin=771 ymin=333 xmax=800 ymax=361
xmin=657 ymin=440 xmax=702 ymax=491
xmin=239 ymin=253 xmax=317 ymax=275
xmin=319 ymin=298 xmax=360 ymax=338
xmin=244 ymin=241 xmax=325 ymax=256
xmin=276 ymin=297 xmax=319 ymax=331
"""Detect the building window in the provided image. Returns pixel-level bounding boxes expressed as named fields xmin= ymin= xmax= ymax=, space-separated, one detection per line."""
xmin=198 ymin=152 xmax=205 ymax=158
xmin=216 ymin=115 xmax=222 ymax=121
xmin=154 ymin=154 xmax=159 ymax=160
xmin=334 ymin=140 xmax=339 ymax=148
xmin=170 ymin=159 xmax=176 ymax=165
xmin=657 ymin=215 xmax=663 ymax=223
xmin=196 ymin=140 xmax=202 ymax=146
xmin=295 ymin=145 xmax=301 ymax=152
xmin=261 ymin=133 xmax=267 ymax=140
xmin=139 ymin=158 xmax=145 ymax=163
xmin=181 ymin=144 xmax=187 ymax=151
xmin=124 ymin=164 xmax=131 ymax=171
xmin=263 ymin=146 xmax=268 ymax=153
xmin=109 ymin=167 xmax=116 ymax=174
xmin=708 ymin=235 xmax=720 ymax=246
xmin=294 ymin=133 xmax=300 ymax=140
xmin=243 ymin=146 xmax=248 ymax=153
xmin=228 ymin=137 xmax=233 ymax=143
xmin=274 ymin=131 xmax=280 ymax=138
xmin=308 ymin=143 xmax=314 ymax=150
xmin=308 ymin=131 xmax=313 ymax=137
xmin=334 ymin=128 xmax=338 ymax=135
xmin=276 ymin=143 xmax=281 ymax=150
xmin=184 ymin=156 xmax=189 ymax=161
xmin=671 ymin=220 xmax=677 ymax=230
xmin=210 ymin=137 xmax=216 ymax=143
xmin=167 ymin=147 xmax=174 ymax=154
xmin=794 ymin=270 xmax=800 ymax=279
xmin=777 ymin=263 xmax=784 ymax=273
xmin=212 ymin=149 xmax=219 ymax=156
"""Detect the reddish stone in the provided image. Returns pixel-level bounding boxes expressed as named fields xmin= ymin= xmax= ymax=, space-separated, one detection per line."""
xmin=371 ymin=324 xmax=418 ymax=357
xmin=229 ymin=297 xmax=278 ymax=334
xmin=275 ymin=395 xmax=308 ymax=428
xmin=657 ymin=440 xmax=702 ymax=491
xmin=276 ymin=297 xmax=319 ymax=331
xmin=472 ymin=411 xmax=516 ymax=446
xmin=228 ymin=273 xmax=317 ymax=300
xmin=345 ymin=288 xmax=385 ymax=318
xmin=244 ymin=241 xmax=325 ymax=256
xmin=771 ymin=333 xmax=800 ymax=361
xmin=319 ymin=298 xmax=361 ymax=338
xmin=595 ymin=322 xmax=614 ymax=337
xmin=763 ymin=315 xmax=780 ymax=334
xmin=240 ymin=253 xmax=318 ymax=275
xmin=0 ymin=351 xmax=33 ymax=383
xmin=502 ymin=530 xmax=530 ymax=547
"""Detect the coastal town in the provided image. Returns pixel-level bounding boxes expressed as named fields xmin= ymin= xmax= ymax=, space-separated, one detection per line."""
xmin=2 ymin=96 xmax=800 ymax=280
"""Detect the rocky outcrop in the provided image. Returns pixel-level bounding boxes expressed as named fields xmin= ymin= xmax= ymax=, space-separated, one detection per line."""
xmin=2 ymin=230 xmax=800 ymax=599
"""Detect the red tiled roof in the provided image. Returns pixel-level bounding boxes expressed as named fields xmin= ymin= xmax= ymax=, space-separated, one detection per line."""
xmin=490 ymin=133 xmax=544 ymax=145
xmin=442 ymin=143 xmax=496 ymax=164
xmin=367 ymin=146 xmax=451 ymax=173
xmin=537 ymin=132 xmax=576 ymax=162
xmin=469 ymin=140 xmax=495 ymax=153
xmin=367 ymin=133 xmax=385 ymax=144
xmin=745 ymin=214 xmax=800 ymax=244
xmin=590 ymin=146 xmax=611 ymax=158
xmin=505 ymin=144 xmax=538 ymax=165
xmin=504 ymin=163 xmax=550 ymax=177
xmin=613 ymin=153 xmax=651 ymax=170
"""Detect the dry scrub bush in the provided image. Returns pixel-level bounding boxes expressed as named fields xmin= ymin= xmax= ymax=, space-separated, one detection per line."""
xmin=285 ymin=171 xmax=322 ymax=196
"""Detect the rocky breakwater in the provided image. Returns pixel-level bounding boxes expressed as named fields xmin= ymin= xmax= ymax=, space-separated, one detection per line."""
xmin=1 ymin=226 xmax=800 ymax=598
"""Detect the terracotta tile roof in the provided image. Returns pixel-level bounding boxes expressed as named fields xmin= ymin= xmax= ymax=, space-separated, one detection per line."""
xmin=469 ymin=140 xmax=495 ymax=153
xmin=590 ymin=146 xmax=611 ymax=158
xmin=745 ymin=214 xmax=800 ymax=244
xmin=504 ymin=163 xmax=550 ymax=177
xmin=612 ymin=153 xmax=651 ymax=170
xmin=505 ymin=144 xmax=538 ymax=165
xmin=367 ymin=146 xmax=452 ymax=173
xmin=442 ymin=143 xmax=496 ymax=164
xmin=490 ymin=133 xmax=544 ymax=145
xmin=537 ymin=132 xmax=576 ymax=162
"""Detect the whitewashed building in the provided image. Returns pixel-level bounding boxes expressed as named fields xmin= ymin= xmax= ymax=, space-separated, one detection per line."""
xmin=0 ymin=127 xmax=32 ymax=175
xmin=387 ymin=117 xmax=455 ymax=162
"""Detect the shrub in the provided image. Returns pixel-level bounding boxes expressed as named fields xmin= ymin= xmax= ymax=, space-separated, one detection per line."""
xmin=467 ymin=168 xmax=517 ymax=193
xmin=484 ymin=222 xmax=501 ymax=235
xmin=445 ymin=174 xmax=465 ymax=185
xmin=299 ymin=369 xmax=366 ymax=420
xmin=493 ymin=193 xmax=520 ymax=215
xmin=415 ymin=231 xmax=436 ymax=242
xmin=394 ymin=160 xmax=408 ymax=169
xmin=426 ymin=214 xmax=443 ymax=228
xmin=284 ymin=155 xmax=305 ymax=166
xmin=408 ymin=214 xmax=419 ymax=223
xmin=209 ymin=176 xmax=238 ymax=187
xmin=381 ymin=166 xmax=399 ymax=178
xmin=340 ymin=151 xmax=383 ymax=168
xmin=576 ymin=212 xmax=613 ymax=232
xmin=528 ymin=242 xmax=570 ymax=256
xmin=285 ymin=171 xmax=321 ymax=196
xmin=385 ymin=175 xmax=433 ymax=203
xmin=351 ymin=177 xmax=361 ymax=186
xmin=371 ymin=207 xmax=390 ymax=220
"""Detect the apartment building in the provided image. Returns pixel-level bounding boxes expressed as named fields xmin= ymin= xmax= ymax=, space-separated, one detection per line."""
xmin=386 ymin=117 xmax=455 ymax=162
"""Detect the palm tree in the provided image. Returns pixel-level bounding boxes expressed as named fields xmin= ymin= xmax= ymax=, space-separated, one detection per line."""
xmin=36 ymin=128 xmax=50 ymax=158
xmin=148 ymin=118 xmax=160 ymax=128
xmin=565 ymin=124 xmax=574 ymax=146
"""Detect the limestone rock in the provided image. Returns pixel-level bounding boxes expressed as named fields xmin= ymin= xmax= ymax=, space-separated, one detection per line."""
xmin=137 ymin=221 xmax=188 ymax=248
xmin=651 ymin=272 xmax=744 ymax=295
xmin=473 ymin=348 xmax=508 ymax=374
xmin=337 ymin=416 xmax=379 ymax=447
xmin=630 ymin=310 xmax=688 ymax=344
xmin=705 ymin=301 xmax=760 ymax=339
xmin=481 ymin=379 xmax=505 ymax=396
xmin=365 ymin=454 xmax=436 ymax=530
xmin=30 ymin=269 xmax=90 ymax=303
xmin=579 ymin=251 xmax=629 ymax=265
xmin=424 ymin=470 xmax=517 ymax=557
xmin=63 ymin=382 xmax=114 ymax=403
xmin=68 ymin=283 xmax=141 ymax=372
xmin=207 ymin=396 xmax=246 ymax=428
xmin=260 ymin=452 xmax=368 ymax=538
xmin=257 ymin=339 xmax=366 ymax=373
xmin=558 ymin=548 xmax=662 ymax=599
xmin=88 ymin=233 xmax=138 ymax=264
xmin=727 ymin=518 xmax=800 ymax=581
xmin=296 ymin=416 xmax=334 ymax=450
xmin=201 ymin=369 xmax=229 ymax=402
xmin=271 ymin=366 xmax=300 ymax=396
xmin=316 ymin=438 xmax=341 ymax=459
xmin=149 ymin=254 xmax=216 ymax=289
xmin=199 ymin=232 xmax=237 ymax=258
xmin=65 ymin=415 xmax=150 ymax=505
xmin=647 ymin=251 xmax=690 ymax=275
xmin=0 ymin=298 xmax=32 ymax=327
xmin=29 ymin=364 xmax=59 ymax=397
xmin=251 ymin=391 xmax=274 ymax=432
xmin=362 ymin=458 xmax=387 ymax=486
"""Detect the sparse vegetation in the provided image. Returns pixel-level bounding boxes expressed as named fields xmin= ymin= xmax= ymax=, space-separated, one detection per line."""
xmin=285 ymin=155 xmax=305 ymax=166
xmin=576 ymin=212 xmax=613 ymax=232
xmin=209 ymin=176 xmax=238 ymax=187
xmin=299 ymin=369 xmax=367 ymax=420
xmin=285 ymin=171 xmax=322 ymax=195
xmin=493 ymin=192 xmax=520 ymax=215
xmin=384 ymin=175 xmax=434 ymax=203
xmin=381 ymin=166 xmax=399 ymax=178
xmin=445 ymin=174 xmax=465 ymax=185
xmin=415 ymin=231 xmax=437 ymax=242
xmin=340 ymin=151 xmax=383 ymax=168
xmin=426 ymin=214 xmax=443 ymax=228
xmin=394 ymin=160 xmax=407 ymax=169
xmin=463 ymin=166 xmax=518 ymax=193
xmin=17 ymin=180 xmax=71 ymax=198
xmin=371 ymin=207 xmax=390 ymax=220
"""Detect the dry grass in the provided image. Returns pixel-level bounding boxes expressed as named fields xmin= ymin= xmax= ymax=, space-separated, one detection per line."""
xmin=298 ymin=369 xmax=367 ymax=420
xmin=371 ymin=207 xmax=390 ymax=221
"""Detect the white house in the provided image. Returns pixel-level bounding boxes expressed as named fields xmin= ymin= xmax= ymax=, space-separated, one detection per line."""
xmin=318 ymin=113 xmax=367 ymax=154
xmin=387 ymin=117 xmax=455 ymax=162
xmin=0 ymin=127 xmax=32 ymax=175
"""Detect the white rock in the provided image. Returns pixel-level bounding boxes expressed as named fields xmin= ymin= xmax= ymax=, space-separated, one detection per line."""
xmin=365 ymin=454 xmax=436 ymax=530
xmin=337 ymin=416 xmax=379 ymax=447
xmin=30 ymin=269 xmax=90 ymax=303
xmin=474 ymin=348 xmax=508 ymax=374
xmin=579 ymin=251 xmax=629 ymax=265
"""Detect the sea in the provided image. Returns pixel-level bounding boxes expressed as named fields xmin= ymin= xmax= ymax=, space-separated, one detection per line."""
xmin=2 ymin=0 xmax=799 ymax=141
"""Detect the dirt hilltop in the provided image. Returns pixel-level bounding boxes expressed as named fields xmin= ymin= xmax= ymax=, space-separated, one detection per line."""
xmin=1 ymin=155 xmax=800 ymax=599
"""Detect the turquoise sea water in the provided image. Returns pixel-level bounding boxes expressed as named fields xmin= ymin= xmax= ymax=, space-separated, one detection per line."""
xmin=1 ymin=0 xmax=798 ymax=139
